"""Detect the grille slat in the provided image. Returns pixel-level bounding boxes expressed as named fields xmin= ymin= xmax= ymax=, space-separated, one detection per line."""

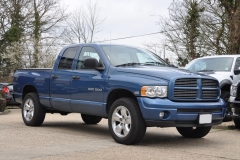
xmin=202 ymin=79 xmax=218 ymax=88
xmin=174 ymin=90 xmax=197 ymax=98
xmin=202 ymin=90 xmax=218 ymax=98
xmin=175 ymin=79 xmax=197 ymax=87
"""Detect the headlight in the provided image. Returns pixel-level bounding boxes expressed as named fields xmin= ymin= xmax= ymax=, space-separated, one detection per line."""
xmin=141 ymin=86 xmax=168 ymax=98
xmin=230 ymin=84 xmax=238 ymax=97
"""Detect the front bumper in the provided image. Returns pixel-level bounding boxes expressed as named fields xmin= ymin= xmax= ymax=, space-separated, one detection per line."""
xmin=137 ymin=97 xmax=226 ymax=127
xmin=229 ymin=96 xmax=240 ymax=120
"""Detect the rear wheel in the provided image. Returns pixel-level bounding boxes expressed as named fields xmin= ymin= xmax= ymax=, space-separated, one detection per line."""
xmin=234 ymin=119 xmax=240 ymax=129
xmin=108 ymin=98 xmax=146 ymax=145
xmin=221 ymin=91 xmax=232 ymax=122
xmin=176 ymin=126 xmax=212 ymax=138
xmin=22 ymin=93 xmax=46 ymax=126
xmin=81 ymin=114 xmax=102 ymax=124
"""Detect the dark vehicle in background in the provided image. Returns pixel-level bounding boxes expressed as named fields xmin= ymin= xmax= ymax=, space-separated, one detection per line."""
xmin=229 ymin=81 xmax=240 ymax=129
xmin=0 ymin=83 xmax=21 ymax=106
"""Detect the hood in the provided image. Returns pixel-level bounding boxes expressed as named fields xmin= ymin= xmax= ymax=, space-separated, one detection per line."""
xmin=115 ymin=66 xmax=206 ymax=80
xmin=198 ymin=71 xmax=232 ymax=83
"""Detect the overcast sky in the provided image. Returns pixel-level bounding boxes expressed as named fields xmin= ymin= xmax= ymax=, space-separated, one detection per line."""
xmin=61 ymin=0 xmax=173 ymax=49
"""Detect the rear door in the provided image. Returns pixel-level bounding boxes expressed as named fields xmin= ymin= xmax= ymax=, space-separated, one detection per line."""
xmin=71 ymin=46 xmax=106 ymax=116
xmin=50 ymin=47 xmax=79 ymax=112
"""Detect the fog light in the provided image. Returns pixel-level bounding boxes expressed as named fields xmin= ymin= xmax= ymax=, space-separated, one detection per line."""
xmin=159 ymin=112 xmax=165 ymax=118
xmin=232 ymin=108 xmax=235 ymax=113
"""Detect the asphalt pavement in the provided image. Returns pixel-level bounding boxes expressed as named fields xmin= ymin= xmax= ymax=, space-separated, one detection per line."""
xmin=0 ymin=108 xmax=239 ymax=160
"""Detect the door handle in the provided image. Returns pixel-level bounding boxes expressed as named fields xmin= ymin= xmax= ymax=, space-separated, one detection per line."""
xmin=72 ymin=76 xmax=80 ymax=80
xmin=52 ymin=75 xmax=58 ymax=79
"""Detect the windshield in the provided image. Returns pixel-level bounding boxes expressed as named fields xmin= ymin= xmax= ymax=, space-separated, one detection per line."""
xmin=185 ymin=57 xmax=234 ymax=72
xmin=101 ymin=45 xmax=168 ymax=67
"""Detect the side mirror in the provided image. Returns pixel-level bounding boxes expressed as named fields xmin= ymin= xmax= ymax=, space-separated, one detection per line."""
xmin=234 ymin=70 xmax=240 ymax=75
xmin=83 ymin=58 xmax=104 ymax=71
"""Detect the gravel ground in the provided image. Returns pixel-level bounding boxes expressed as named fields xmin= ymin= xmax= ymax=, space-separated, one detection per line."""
xmin=0 ymin=108 xmax=239 ymax=160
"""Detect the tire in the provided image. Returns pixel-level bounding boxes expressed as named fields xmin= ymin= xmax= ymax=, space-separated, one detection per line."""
xmin=81 ymin=114 xmax=102 ymax=124
xmin=234 ymin=119 xmax=240 ymax=129
xmin=22 ymin=93 xmax=46 ymax=126
xmin=221 ymin=91 xmax=232 ymax=122
xmin=108 ymin=98 xmax=146 ymax=145
xmin=176 ymin=126 xmax=212 ymax=138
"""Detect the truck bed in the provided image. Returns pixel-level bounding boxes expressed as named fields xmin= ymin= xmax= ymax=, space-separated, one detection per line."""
xmin=13 ymin=68 xmax=53 ymax=107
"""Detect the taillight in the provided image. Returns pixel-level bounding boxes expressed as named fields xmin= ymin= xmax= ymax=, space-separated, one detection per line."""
xmin=3 ymin=86 xmax=10 ymax=94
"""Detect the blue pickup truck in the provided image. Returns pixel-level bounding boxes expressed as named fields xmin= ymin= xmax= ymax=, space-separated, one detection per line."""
xmin=13 ymin=44 xmax=226 ymax=144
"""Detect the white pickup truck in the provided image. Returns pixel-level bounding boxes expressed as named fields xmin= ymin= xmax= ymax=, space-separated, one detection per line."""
xmin=185 ymin=55 xmax=240 ymax=121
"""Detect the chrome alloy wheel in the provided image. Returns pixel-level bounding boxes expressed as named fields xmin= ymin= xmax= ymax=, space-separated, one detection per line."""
xmin=23 ymin=98 xmax=34 ymax=121
xmin=111 ymin=106 xmax=131 ymax=138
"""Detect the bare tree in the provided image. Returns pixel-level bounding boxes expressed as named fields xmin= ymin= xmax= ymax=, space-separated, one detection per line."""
xmin=147 ymin=0 xmax=234 ymax=67
xmin=217 ymin=0 xmax=240 ymax=54
xmin=3 ymin=35 xmax=58 ymax=75
xmin=0 ymin=0 xmax=67 ymax=78
xmin=27 ymin=0 xmax=67 ymax=67
xmin=63 ymin=1 xmax=105 ymax=44
xmin=144 ymin=42 xmax=163 ymax=57
xmin=0 ymin=0 xmax=32 ymax=77
xmin=156 ymin=0 xmax=205 ymax=66
xmin=200 ymin=0 xmax=228 ymax=55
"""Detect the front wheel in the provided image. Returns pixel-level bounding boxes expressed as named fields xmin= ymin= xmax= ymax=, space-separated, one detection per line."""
xmin=81 ymin=114 xmax=102 ymax=124
xmin=176 ymin=126 xmax=212 ymax=138
xmin=108 ymin=98 xmax=146 ymax=145
xmin=22 ymin=93 xmax=46 ymax=126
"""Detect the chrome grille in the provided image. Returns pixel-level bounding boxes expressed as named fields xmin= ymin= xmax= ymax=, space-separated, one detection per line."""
xmin=173 ymin=78 xmax=219 ymax=101
xmin=175 ymin=79 xmax=197 ymax=87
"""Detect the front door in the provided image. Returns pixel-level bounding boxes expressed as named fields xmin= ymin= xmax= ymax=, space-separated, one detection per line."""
xmin=71 ymin=46 xmax=106 ymax=116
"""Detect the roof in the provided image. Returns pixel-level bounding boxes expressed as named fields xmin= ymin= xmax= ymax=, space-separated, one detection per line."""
xmin=196 ymin=55 xmax=240 ymax=59
xmin=63 ymin=43 xmax=144 ymax=49
xmin=62 ymin=43 xmax=143 ymax=49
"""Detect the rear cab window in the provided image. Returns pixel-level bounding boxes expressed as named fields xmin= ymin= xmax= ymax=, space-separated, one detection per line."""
xmin=58 ymin=47 xmax=79 ymax=70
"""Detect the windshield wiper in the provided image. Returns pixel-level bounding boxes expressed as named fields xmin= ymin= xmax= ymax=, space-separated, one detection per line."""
xmin=115 ymin=62 xmax=142 ymax=67
xmin=198 ymin=69 xmax=215 ymax=72
xmin=144 ymin=61 xmax=165 ymax=66
xmin=115 ymin=62 xmax=166 ymax=67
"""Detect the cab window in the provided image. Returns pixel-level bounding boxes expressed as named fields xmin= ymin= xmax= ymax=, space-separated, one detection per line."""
xmin=76 ymin=47 xmax=103 ymax=69
xmin=58 ymin=47 xmax=79 ymax=69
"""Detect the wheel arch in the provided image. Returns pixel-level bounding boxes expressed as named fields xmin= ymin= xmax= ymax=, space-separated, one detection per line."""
xmin=22 ymin=85 xmax=38 ymax=100
xmin=220 ymin=80 xmax=232 ymax=92
xmin=106 ymin=89 xmax=137 ymax=115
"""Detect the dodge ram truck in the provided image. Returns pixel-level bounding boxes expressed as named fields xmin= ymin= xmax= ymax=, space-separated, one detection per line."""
xmin=13 ymin=44 xmax=226 ymax=144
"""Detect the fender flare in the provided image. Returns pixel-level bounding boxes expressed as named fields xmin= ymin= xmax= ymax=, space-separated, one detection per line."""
xmin=219 ymin=79 xmax=232 ymax=89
